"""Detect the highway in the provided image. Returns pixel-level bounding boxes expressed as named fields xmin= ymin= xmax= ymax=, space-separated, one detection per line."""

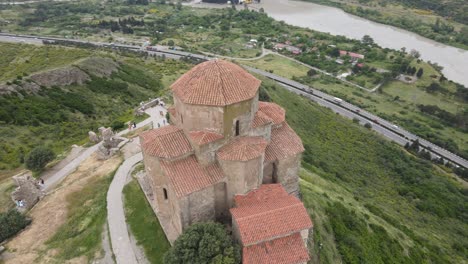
xmin=1 ymin=32 xmax=467 ymax=169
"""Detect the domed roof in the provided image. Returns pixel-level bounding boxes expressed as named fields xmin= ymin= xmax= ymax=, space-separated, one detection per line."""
xmin=171 ymin=60 xmax=261 ymax=106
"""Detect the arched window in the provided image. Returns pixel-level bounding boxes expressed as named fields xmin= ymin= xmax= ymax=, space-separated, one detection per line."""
xmin=163 ymin=188 xmax=168 ymax=200
xmin=235 ymin=120 xmax=240 ymax=136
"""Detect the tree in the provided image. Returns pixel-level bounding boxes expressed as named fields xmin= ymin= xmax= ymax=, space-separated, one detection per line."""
xmin=409 ymin=49 xmax=421 ymax=58
xmin=164 ymin=222 xmax=241 ymax=264
xmin=25 ymin=146 xmax=55 ymax=172
xmin=307 ymin=69 xmax=317 ymax=76
xmin=361 ymin=35 xmax=374 ymax=45
xmin=167 ymin=39 xmax=175 ymax=47
xmin=0 ymin=209 xmax=31 ymax=243
xmin=416 ymin=68 xmax=423 ymax=78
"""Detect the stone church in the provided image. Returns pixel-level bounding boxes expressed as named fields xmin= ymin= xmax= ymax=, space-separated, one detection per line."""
xmin=140 ymin=60 xmax=313 ymax=263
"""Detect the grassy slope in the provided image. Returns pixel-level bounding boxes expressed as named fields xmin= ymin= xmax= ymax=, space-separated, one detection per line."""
xmin=123 ymin=179 xmax=171 ymax=264
xmin=45 ymin=169 xmax=117 ymax=261
xmin=260 ymin=78 xmax=468 ymax=263
xmin=0 ymin=43 xmax=190 ymax=177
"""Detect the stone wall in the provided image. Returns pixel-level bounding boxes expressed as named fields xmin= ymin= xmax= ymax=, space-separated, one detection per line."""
xmin=223 ymin=93 xmax=258 ymax=138
xmin=193 ymin=139 xmax=225 ymax=166
xmin=174 ymin=95 xmax=224 ymax=134
xmin=219 ymin=156 xmax=264 ymax=207
xmin=249 ymin=123 xmax=272 ymax=141
xmin=277 ymin=153 xmax=302 ymax=195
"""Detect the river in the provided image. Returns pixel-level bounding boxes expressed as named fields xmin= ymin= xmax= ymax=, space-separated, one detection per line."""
xmin=262 ymin=0 xmax=468 ymax=86
xmin=190 ymin=0 xmax=468 ymax=86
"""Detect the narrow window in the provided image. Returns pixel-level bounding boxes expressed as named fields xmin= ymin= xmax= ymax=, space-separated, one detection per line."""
xmin=235 ymin=120 xmax=240 ymax=136
xmin=180 ymin=114 xmax=183 ymax=124
xmin=163 ymin=188 xmax=168 ymax=200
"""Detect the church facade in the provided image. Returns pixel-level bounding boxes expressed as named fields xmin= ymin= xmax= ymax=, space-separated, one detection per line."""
xmin=140 ymin=60 xmax=312 ymax=263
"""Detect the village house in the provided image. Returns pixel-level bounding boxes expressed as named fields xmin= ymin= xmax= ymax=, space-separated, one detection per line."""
xmin=339 ymin=50 xmax=365 ymax=60
xmin=139 ymin=59 xmax=313 ymax=263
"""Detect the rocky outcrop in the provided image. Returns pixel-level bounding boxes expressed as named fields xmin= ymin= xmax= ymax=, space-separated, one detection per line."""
xmin=90 ymin=127 xmax=129 ymax=160
xmin=0 ymin=56 xmax=118 ymax=96
xmin=76 ymin=57 xmax=119 ymax=77
xmin=30 ymin=66 xmax=90 ymax=87
xmin=11 ymin=172 xmax=43 ymax=212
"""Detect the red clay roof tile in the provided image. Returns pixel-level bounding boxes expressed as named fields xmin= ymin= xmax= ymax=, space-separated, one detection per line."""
xmin=140 ymin=125 xmax=193 ymax=159
xmin=171 ymin=60 xmax=261 ymax=106
xmin=258 ymin=102 xmax=285 ymax=125
xmin=217 ymin=136 xmax=267 ymax=161
xmin=188 ymin=130 xmax=224 ymax=145
xmin=243 ymin=233 xmax=310 ymax=264
xmin=160 ymin=156 xmax=224 ymax=197
xmin=230 ymin=184 xmax=312 ymax=246
xmin=265 ymin=123 xmax=304 ymax=162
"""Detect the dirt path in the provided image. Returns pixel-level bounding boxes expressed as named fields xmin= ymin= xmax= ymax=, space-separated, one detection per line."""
xmin=3 ymin=154 xmax=122 ymax=264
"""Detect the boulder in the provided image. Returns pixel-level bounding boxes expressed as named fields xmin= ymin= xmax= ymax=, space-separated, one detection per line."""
xmin=88 ymin=131 xmax=100 ymax=143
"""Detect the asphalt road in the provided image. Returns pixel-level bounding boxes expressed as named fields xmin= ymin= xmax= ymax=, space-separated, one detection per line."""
xmin=1 ymin=32 xmax=466 ymax=169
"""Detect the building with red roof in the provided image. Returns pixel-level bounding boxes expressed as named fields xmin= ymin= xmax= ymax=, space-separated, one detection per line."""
xmin=231 ymin=184 xmax=312 ymax=264
xmin=139 ymin=59 xmax=312 ymax=262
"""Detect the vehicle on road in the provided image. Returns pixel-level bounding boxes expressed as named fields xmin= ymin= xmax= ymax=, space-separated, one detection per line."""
xmin=333 ymin=97 xmax=343 ymax=104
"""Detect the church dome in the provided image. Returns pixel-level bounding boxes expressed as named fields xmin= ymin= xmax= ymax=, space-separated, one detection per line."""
xmin=171 ymin=60 xmax=261 ymax=106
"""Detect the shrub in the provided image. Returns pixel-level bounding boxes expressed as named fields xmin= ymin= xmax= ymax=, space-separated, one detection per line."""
xmin=25 ymin=146 xmax=55 ymax=172
xmin=364 ymin=122 xmax=372 ymax=129
xmin=164 ymin=222 xmax=241 ymax=264
xmin=0 ymin=209 xmax=31 ymax=243
xmin=111 ymin=120 xmax=125 ymax=131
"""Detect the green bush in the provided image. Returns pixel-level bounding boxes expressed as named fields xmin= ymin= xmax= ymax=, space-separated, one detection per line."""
xmin=0 ymin=209 xmax=31 ymax=243
xmin=164 ymin=222 xmax=241 ymax=264
xmin=25 ymin=146 xmax=55 ymax=172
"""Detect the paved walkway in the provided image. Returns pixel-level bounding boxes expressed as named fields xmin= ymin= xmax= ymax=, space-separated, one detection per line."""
xmin=106 ymin=152 xmax=143 ymax=264
xmin=42 ymin=106 xmax=162 ymax=192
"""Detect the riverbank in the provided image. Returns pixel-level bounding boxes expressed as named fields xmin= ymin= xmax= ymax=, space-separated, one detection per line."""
xmin=299 ymin=0 xmax=468 ymax=50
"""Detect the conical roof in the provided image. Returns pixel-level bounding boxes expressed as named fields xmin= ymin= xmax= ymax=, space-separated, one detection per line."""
xmin=171 ymin=60 xmax=261 ymax=106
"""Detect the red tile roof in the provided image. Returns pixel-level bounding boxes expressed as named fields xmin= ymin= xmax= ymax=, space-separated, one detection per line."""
xmin=252 ymin=111 xmax=273 ymax=128
xmin=252 ymin=102 xmax=285 ymax=128
xmin=171 ymin=60 xmax=261 ymax=106
xmin=140 ymin=125 xmax=193 ymax=159
xmin=234 ymin=184 xmax=288 ymax=207
xmin=243 ymin=233 xmax=310 ymax=264
xmin=188 ymin=130 xmax=224 ymax=145
xmin=160 ymin=156 xmax=224 ymax=197
xmin=265 ymin=123 xmax=304 ymax=162
xmin=217 ymin=137 xmax=267 ymax=161
xmin=230 ymin=184 xmax=312 ymax=246
xmin=260 ymin=102 xmax=285 ymax=125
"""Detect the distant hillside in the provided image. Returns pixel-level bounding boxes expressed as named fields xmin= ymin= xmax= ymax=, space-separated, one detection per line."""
xmin=260 ymin=78 xmax=468 ymax=264
xmin=391 ymin=0 xmax=468 ymax=24
xmin=0 ymin=43 xmax=190 ymax=175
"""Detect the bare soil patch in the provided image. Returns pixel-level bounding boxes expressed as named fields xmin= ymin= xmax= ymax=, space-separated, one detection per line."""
xmin=3 ymin=153 xmax=122 ymax=264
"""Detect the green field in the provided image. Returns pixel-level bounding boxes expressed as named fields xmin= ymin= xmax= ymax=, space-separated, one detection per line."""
xmin=260 ymin=78 xmax=468 ymax=263
xmin=243 ymin=53 xmax=468 ymax=160
xmin=123 ymin=179 xmax=170 ymax=264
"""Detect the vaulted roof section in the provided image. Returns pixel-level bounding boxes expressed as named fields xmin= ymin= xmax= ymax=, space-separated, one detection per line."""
xmin=188 ymin=130 xmax=224 ymax=146
xmin=243 ymin=233 xmax=310 ymax=264
xmin=230 ymin=184 xmax=312 ymax=246
xmin=217 ymin=136 xmax=267 ymax=162
xmin=140 ymin=125 xmax=193 ymax=159
xmin=265 ymin=123 xmax=304 ymax=162
xmin=160 ymin=155 xmax=224 ymax=197
xmin=171 ymin=60 xmax=261 ymax=106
